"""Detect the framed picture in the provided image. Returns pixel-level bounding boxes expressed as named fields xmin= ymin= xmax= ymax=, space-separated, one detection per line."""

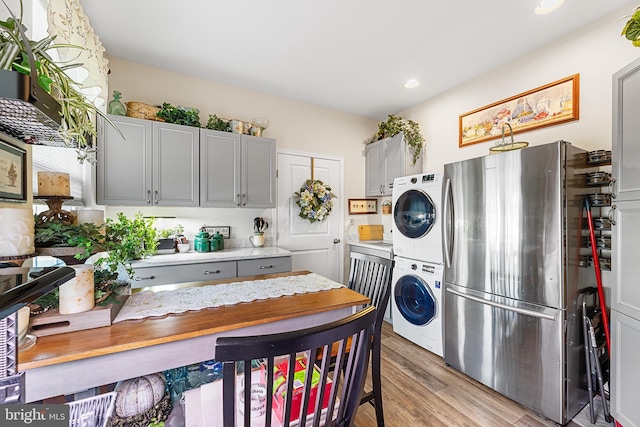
xmin=348 ymin=199 xmax=378 ymax=215
xmin=459 ymin=74 xmax=580 ymax=147
xmin=0 ymin=139 xmax=26 ymax=202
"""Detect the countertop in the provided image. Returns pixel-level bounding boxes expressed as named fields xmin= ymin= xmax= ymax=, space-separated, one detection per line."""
xmin=130 ymin=246 xmax=292 ymax=268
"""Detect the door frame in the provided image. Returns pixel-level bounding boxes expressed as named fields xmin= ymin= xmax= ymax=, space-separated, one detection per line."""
xmin=276 ymin=148 xmax=345 ymax=282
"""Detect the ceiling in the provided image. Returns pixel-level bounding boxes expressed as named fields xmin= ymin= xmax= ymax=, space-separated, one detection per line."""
xmin=80 ymin=0 xmax=638 ymax=120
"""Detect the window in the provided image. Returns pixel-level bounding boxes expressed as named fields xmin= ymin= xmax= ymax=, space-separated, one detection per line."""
xmin=32 ymin=145 xmax=86 ymax=207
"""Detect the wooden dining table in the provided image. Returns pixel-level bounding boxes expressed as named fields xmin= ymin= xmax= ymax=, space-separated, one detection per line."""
xmin=18 ymin=270 xmax=369 ymax=403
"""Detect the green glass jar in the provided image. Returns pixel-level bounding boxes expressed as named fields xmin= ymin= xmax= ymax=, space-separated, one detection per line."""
xmin=194 ymin=231 xmax=211 ymax=253
xmin=107 ymin=90 xmax=127 ymax=116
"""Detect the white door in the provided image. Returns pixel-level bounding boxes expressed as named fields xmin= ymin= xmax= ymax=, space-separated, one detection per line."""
xmin=277 ymin=151 xmax=343 ymax=283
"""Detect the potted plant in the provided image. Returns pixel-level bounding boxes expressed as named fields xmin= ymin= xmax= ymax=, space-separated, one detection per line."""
xmin=0 ymin=2 xmax=120 ymax=162
xmin=156 ymin=224 xmax=184 ymax=253
xmin=373 ymin=114 xmax=425 ymax=166
xmin=156 ymin=102 xmax=201 ymax=127
xmin=622 ymin=6 xmax=640 ymax=46
xmin=34 ymin=219 xmax=105 ymax=263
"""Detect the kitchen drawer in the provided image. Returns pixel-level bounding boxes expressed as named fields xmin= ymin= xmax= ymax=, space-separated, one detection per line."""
xmin=237 ymin=257 xmax=292 ymax=277
xmin=132 ymin=261 xmax=237 ymax=288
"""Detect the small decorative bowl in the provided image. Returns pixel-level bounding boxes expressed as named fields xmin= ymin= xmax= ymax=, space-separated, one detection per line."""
xmin=177 ymin=243 xmax=190 ymax=253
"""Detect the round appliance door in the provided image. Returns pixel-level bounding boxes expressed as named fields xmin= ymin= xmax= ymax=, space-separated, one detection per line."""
xmin=394 ymin=274 xmax=436 ymax=326
xmin=394 ymin=189 xmax=436 ymax=238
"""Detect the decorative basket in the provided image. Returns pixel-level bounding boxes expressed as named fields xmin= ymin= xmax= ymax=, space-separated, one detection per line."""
xmin=126 ymin=102 xmax=164 ymax=121
xmin=68 ymin=391 xmax=117 ymax=427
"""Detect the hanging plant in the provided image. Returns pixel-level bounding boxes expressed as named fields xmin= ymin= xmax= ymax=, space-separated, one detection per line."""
xmin=621 ymin=6 xmax=640 ymax=46
xmin=293 ymin=179 xmax=336 ymax=223
xmin=373 ymin=114 xmax=425 ymax=166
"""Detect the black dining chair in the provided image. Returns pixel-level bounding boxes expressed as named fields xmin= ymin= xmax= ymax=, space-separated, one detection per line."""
xmin=347 ymin=249 xmax=394 ymax=427
xmin=215 ymin=305 xmax=376 ymax=427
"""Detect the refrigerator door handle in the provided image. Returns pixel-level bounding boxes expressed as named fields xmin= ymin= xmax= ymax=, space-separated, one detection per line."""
xmin=443 ymin=178 xmax=453 ymax=268
xmin=446 ymin=287 xmax=557 ymax=321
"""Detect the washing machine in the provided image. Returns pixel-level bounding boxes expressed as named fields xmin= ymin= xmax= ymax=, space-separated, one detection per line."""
xmin=391 ymin=256 xmax=443 ymax=356
xmin=392 ymin=172 xmax=443 ymax=264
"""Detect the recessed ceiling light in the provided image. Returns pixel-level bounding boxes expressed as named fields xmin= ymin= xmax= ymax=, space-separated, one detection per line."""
xmin=535 ymin=0 xmax=565 ymax=14
xmin=404 ymin=79 xmax=420 ymax=89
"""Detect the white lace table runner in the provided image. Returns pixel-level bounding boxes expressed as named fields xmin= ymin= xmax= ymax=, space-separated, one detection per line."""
xmin=113 ymin=273 xmax=344 ymax=323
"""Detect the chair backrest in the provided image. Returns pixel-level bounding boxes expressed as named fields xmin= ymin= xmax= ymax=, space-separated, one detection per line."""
xmin=347 ymin=251 xmax=394 ymax=334
xmin=215 ymin=305 xmax=376 ymax=427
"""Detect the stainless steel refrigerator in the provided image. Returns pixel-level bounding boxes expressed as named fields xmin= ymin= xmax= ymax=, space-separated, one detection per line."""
xmin=443 ymin=141 xmax=595 ymax=425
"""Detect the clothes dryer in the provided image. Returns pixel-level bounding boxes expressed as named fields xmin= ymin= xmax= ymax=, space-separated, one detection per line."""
xmin=391 ymin=172 xmax=443 ymax=264
xmin=391 ymin=256 xmax=443 ymax=357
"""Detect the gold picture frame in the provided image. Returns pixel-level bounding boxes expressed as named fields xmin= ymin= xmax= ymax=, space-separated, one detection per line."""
xmin=348 ymin=199 xmax=378 ymax=215
xmin=0 ymin=139 xmax=26 ymax=202
xmin=459 ymin=74 xmax=580 ymax=147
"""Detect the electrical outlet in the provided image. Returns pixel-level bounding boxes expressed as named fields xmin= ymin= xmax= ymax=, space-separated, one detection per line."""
xmin=206 ymin=226 xmax=230 ymax=238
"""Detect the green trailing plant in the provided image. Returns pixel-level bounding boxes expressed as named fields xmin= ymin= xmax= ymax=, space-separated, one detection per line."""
xmin=0 ymin=1 xmax=121 ymax=163
xmin=95 ymin=212 xmax=158 ymax=279
xmin=206 ymin=114 xmax=230 ymax=131
xmin=156 ymin=102 xmax=201 ymax=127
xmin=622 ymin=6 xmax=640 ymax=46
xmin=374 ymin=114 xmax=425 ymax=166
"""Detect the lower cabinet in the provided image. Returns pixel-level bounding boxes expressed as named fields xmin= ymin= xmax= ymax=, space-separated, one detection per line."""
xmin=611 ymin=310 xmax=640 ymax=427
xmin=131 ymin=257 xmax=292 ymax=288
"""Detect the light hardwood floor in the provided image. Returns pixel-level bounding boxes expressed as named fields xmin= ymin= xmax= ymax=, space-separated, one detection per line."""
xmin=353 ymin=322 xmax=608 ymax=427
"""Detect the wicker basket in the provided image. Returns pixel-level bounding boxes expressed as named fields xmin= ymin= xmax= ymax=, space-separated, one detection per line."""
xmin=68 ymin=391 xmax=117 ymax=427
xmin=126 ymin=102 xmax=164 ymax=121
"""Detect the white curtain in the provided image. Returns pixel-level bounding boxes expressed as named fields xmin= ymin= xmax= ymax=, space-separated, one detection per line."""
xmin=46 ymin=0 xmax=109 ymax=110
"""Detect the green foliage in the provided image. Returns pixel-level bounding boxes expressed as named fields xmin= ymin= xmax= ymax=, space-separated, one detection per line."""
xmin=95 ymin=212 xmax=158 ymax=279
xmin=34 ymin=219 xmax=105 ymax=260
xmin=156 ymin=102 xmax=201 ymax=127
xmin=206 ymin=114 xmax=230 ymax=131
xmin=374 ymin=114 xmax=425 ymax=166
xmin=622 ymin=7 xmax=640 ymax=47
xmin=157 ymin=224 xmax=184 ymax=239
xmin=0 ymin=3 xmax=121 ymax=163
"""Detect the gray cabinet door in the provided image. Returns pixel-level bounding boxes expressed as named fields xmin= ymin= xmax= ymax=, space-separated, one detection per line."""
xmin=242 ymin=135 xmax=276 ymax=208
xmin=365 ymin=139 xmax=384 ymax=196
xmin=610 ymin=310 xmax=640 ymax=427
xmin=613 ymin=57 xmax=640 ymax=203
xmin=383 ymin=133 xmax=406 ymax=195
xmin=152 ymin=122 xmax=199 ymax=206
xmin=200 ymin=129 xmax=241 ymax=207
xmin=97 ymin=114 xmax=152 ymax=205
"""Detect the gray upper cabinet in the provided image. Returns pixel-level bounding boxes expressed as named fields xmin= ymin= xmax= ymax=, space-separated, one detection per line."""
xmin=365 ymin=133 xmax=421 ymax=197
xmin=200 ymin=129 xmax=276 ymax=208
xmin=97 ymin=114 xmax=199 ymax=206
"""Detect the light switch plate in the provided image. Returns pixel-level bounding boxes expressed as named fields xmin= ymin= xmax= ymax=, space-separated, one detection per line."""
xmin=205 ymin=226 xmax=230 ymax=238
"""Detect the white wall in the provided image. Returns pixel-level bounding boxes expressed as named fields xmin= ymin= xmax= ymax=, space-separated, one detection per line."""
xmin=402 ymin=6 xmax=640 ymax=173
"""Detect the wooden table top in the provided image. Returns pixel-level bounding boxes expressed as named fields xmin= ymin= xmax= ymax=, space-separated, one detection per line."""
xmin=18 ymin=271 xmax=369 ymax=371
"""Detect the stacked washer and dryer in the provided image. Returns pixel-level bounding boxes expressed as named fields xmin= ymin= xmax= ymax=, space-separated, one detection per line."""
xmin=390 ymin=173 xmax=445 ymax=357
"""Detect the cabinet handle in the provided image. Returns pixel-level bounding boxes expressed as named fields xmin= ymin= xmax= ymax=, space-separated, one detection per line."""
xmin=146 ymin=190 xmax=151 ymax=204
xmin=380 ymin=185 xmax=384 ymax=194
xmin=236 ymin=194 xmax=241 ymax=206
xmin=154 ymin=190 xmax=159 ymax=204
xmin=135 ymin=275 xmax=156 ymax=281
xmin=242 ymin=193 xmax=247 ymax=206
xmin=609 ymin=205 xmax=617 ymax=226
xmin=259 ymin=265 xmax=273 ymax=269
xmin=204 ymin=270 xmax=221 ymax=275
xmin=609 ymin=178 xmax=617 ymax=199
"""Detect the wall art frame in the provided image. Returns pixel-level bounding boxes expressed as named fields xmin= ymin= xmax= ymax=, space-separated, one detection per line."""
xmin=459 ymin=74 xmax=580 ymax=147
xmin=0 ymin=139 xmax=27 ymax=202
xmin=348 ymin=198 xmax=377 ymax=215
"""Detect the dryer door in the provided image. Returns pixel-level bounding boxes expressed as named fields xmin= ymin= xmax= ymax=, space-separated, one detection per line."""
xmin=394 ymin=274 xmax=436 ymax=326
xmin=393 ymin=189 xmax=436 ymax=239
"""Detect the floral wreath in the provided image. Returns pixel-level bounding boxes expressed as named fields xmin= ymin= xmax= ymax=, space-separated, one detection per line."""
xmin=293 ymin=179 xmax=336 ymax=223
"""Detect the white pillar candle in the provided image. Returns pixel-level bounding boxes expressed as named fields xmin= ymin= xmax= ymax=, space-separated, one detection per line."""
xmin=0 ymin=208 xmax=35 ymax=257
xmin=37 ymin=172 xmax=70 ymax=197
xmin=59 ymin=265 xmax=95 ymax=314
xmin=17 ymin=306 xmax=30 ymax=344
xmin=77 ymin=210 xmax=105 ymax=227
